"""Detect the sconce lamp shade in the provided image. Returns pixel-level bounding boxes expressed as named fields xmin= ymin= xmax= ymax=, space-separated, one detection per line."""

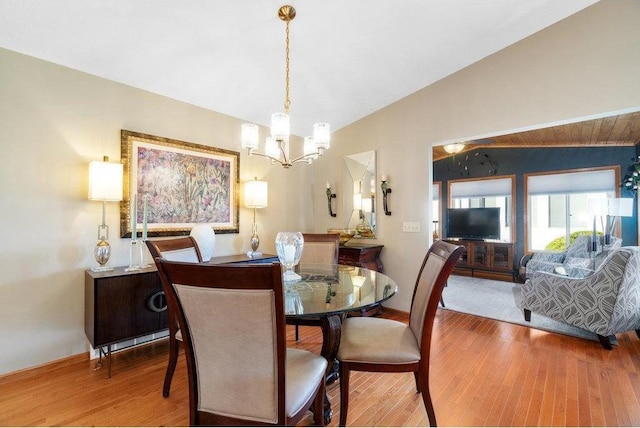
xmin=607 ymin=198 xmax=634 ymax=217
xmin=443 ymin=143 xmax=465 ymax=154
xmin=88 ymin=158 xmax=123 ymax=201
xmin=244 ymin=178 xmax=268 ymax=209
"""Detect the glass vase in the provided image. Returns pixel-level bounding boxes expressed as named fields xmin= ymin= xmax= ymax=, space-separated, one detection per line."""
xmin=275 ymin=231 xmax=304 ymax=284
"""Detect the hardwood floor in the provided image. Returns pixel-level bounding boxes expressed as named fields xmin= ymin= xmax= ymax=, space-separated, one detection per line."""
xmin=2 ymin=308 xmax=640 ymax=426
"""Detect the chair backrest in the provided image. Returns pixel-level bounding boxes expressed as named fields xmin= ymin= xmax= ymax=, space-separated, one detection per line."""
xmin=409 ymin=240 xmax=464 ymax=351
xmin=156 ymin=259 xmax=287 ymax=426
xmin=299 ymin=233 xmax=340 ymax=273
xmin=146 ymin=237 xmax=203 ymax=263
xmin=190 ymin=224 xmax=216 ymax=262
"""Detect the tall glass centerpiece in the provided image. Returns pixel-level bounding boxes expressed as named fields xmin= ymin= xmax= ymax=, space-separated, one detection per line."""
xmin=275 ymin=231 xmax=304 ymax=283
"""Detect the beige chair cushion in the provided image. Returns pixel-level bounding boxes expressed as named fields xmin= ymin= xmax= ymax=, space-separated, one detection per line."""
xmin=162 ymin=247 xmax=200 ymax=263
xmin=337 ymin=317 xmax=420 ymax=364
xmin=409 ymin=252 xmax=445 ymax=347
xmin=285 ymin=348 xmax=327 ymax=417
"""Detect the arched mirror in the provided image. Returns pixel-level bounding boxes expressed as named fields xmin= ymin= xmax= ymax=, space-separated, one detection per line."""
xmin=343 ymin=150 xmax=376 ymax=238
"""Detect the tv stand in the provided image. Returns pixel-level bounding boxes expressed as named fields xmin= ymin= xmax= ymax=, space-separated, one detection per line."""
xmin=444 ymin=239 xmax=515 ymax=282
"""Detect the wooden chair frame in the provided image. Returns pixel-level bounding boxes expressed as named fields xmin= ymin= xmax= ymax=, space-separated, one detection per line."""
xmin=155 ymin=259 xmax=325 ymax=426
xmin=338 ymin=240 xmax=464 ymax=427
xmin=146 ymin=237 xmax=203 ymax=397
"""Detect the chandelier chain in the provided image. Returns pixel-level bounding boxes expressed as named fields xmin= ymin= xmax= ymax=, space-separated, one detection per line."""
xmin=284 ymin=19 xmax=291 ymax=114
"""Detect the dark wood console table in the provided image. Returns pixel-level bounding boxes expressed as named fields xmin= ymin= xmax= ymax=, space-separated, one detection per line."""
xmin=84 ymin=266 xmax=167 ymax=378
xmin=338 ymin=244 xmax=384 ymax=316
xmin=339 ymin=243 xmax=384 ymax=272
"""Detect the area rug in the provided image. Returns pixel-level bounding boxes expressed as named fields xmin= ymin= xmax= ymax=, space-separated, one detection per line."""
xmin=441 ymin=274 xmax=598 ymax=342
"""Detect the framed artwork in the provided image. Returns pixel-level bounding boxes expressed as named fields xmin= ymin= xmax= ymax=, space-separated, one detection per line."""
xmin=120 ymin=130 xmax=240 ymax=238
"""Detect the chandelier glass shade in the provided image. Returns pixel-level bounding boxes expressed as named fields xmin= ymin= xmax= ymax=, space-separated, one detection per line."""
xmin=241 ymin=5 xmax=330 ymax=168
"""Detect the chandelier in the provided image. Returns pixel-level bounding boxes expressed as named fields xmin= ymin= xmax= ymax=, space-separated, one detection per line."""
xmin=241 ymin=5 xmax=330 ymax=168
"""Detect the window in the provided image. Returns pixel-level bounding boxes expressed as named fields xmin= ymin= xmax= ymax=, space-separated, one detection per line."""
xmin=448 ymin=176 xmax=515 ymax=241
xmin=525 ymin=167 xmax=619 ymax=251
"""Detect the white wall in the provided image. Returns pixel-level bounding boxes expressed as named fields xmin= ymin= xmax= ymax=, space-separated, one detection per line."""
xmin=0 ymin=48 xmax=314 ymax=375
xmin=313 ymin=0 xmax=640 ymax=312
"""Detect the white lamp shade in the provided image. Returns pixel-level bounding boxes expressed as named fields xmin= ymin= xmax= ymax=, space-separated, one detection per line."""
xmin=313 ymin=123 xmax=330 ymax=149
xmin=608 ymin=198 xmax=634 ymax=217
xmin=304 ymin=136 xmax=318 ymax=158
xmin=88 ymin=159 xmax=123 ymax=201
xmin=265 ymin=137 xmax=280 ymax=158
xmin=271 ymin=112 xmax=290 ymax=141
xmin=241 ymin=123 xmax=259 ymax=150
xmin=244 ymin=179 xmax=268 ymax=209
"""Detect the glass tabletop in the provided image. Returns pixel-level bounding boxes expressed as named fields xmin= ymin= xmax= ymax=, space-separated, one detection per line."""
xmin=283 ymin=264 xmax=397 ymax=317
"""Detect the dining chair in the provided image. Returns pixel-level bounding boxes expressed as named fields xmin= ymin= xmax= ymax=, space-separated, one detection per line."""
xmin=155 ymin=259 xmax=327 ymax=426
xmin=290 ymin=232 xmax=341 ymax=341
xmin=146 ymin=237 xmax=203 ymax=398
xmin=336 ymin=240 xmax=464 ymax=427
xmin=189 ymin=223 xmax=216 ymax=262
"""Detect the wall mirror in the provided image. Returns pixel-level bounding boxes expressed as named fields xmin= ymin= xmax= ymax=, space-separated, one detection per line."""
xmin=343 ymin=150 xmax=376 ymax=238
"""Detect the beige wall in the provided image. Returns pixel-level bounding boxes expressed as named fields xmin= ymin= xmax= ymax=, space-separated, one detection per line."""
xmin=1 ymin=0 xmax=639 ymax=376
xmin=313 ymin=0 xmax=640 ymax=311
xmin=0 ymin=48 xmax=314 ymax=375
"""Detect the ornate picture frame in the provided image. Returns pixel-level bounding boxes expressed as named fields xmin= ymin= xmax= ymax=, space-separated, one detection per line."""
xmin=120 ymin=130 xmax=240 ymax=238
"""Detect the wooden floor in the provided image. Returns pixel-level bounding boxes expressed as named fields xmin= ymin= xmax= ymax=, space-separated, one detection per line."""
xmin=2 ymin=308 xmax=640 ymax=426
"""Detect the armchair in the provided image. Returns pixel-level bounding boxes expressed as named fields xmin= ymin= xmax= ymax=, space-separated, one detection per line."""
xmin=520 ymin=235 xmax=621 ymax=280
xmin=517 ymin=247 xmax=640 ymax=349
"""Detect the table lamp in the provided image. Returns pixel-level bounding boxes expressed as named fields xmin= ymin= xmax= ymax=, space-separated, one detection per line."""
xmin=88 ymin=156 xmax=123 ymax=271
xmin=605 ymin=198 xmax=634 ymax=245
xmin=244 ymin=177 xmax=268 ymax=257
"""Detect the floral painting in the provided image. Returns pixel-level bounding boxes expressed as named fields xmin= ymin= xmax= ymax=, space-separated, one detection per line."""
xmin=120 ymin=130 xmax=239 ymax=237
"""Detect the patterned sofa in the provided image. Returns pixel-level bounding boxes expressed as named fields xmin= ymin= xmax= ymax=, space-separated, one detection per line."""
xmin=519 ymin=235 xmax=621 ymax=280
xmin=516 ymin=246 xmax=640 ymax=349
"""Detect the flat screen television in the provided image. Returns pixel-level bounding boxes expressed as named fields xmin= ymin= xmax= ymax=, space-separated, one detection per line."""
xmin=446 ymin=207 xmax=501 ymax=240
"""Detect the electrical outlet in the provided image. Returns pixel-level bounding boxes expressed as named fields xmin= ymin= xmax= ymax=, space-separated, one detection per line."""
xmin=402 ymin=222 xmax=421 ymax=233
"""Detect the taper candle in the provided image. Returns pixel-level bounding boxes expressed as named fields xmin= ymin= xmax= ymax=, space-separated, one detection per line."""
xmin=131 ymin=194 xmax=137 ymax=239
xmin=142 ymin=195 xmax=148 ymax=241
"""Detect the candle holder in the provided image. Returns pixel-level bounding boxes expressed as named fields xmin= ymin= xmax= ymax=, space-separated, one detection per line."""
xmin=326 ymin=186 xmax=337 ymax=217
xmin=125 ymin=238 xmax=143 ymax=272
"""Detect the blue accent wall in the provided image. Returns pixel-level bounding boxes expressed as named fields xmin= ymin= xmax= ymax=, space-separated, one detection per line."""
xmin=434 ymin=145 xmax=638 ymax=265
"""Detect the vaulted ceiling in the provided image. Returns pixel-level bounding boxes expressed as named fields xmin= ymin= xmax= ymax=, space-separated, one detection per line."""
xmin=432 ymin=111 xmax=640 ymax=161
xmin=0 ymin=0 xmax=599 ymax=137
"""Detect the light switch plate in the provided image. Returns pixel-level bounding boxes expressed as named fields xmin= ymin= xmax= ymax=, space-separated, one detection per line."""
xmin=403 ymin=222 xmax=421 ymax=233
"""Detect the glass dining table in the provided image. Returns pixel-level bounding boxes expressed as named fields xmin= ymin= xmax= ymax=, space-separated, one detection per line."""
xmin=283 ymin=263 xmax=398 ymax=423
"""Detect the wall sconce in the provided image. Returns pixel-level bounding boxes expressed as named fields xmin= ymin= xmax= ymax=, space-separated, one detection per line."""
xmin=381 ymin=175 xmax=392 ymax=216
xmin=244 ymin=177 xmax=269 ymax=257
xmin=326 ymin=181 xmax=337 ymax=217
xmin=88 ymin=156 xmax=123 ymax=271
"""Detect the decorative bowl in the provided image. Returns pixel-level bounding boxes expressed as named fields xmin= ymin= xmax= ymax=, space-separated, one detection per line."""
xmin=328 ymin=228 xmax=356 ymax=245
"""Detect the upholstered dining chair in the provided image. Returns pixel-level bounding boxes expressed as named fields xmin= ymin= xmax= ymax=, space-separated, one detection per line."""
xmin=337 ymin=240 xmax=464 ymax=427
xmin=155 ymin=259 xmax=327 ymax=426
xmin=290 ymin=232 xmax=341 ymax=341
xmin=146 ymin=237 xmax=203 ymax=397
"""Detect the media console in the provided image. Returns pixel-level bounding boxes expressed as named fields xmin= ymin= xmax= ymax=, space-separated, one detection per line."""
xmin=443 ymin=239 xmax=516 ymax=282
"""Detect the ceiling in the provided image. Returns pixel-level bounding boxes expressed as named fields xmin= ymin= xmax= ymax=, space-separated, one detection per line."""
xmin=0 ymin=0 xmax=600 ymax=138
xmin=432 ymin=111 xmax=640 ymax=161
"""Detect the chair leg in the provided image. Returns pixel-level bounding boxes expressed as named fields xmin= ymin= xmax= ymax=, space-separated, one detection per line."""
xmin=439 ymin=296 xmax=445 ymax=308
xmin=523 ymin=309 xmax=531 ymax=322
xmin=163 ymin=335 xmax=179 ymax=397
xmin=413 ymin=371 xmax=421 ymax=393
xmin=598 ymin=334 xmax=614 ymax=350
xmin=635 ymin=329 xmax=640 ymax=340
xmin=339 ymin=363 xmax=350 ymax=427
xmin=416 ymin=371 xmax=437 ymax=427
xmin=295 ymin=325 xmax=299 ymax=341
xmin=313 ymin=375 xmax=326 ymax=426
xmin=421 ymin=387 xmax=438 ymax=427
